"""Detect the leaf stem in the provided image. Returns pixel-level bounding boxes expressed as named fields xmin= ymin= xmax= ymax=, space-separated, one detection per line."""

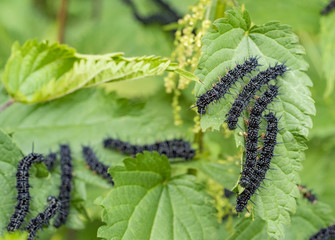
xmin=58 ymin=0 xmax=69 ymax=44
xmin=0 ymin=99 xmax=15 ymax=113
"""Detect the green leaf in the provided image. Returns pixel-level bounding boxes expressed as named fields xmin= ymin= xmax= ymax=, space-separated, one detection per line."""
xmin=2 ymin=40 xmax=194 ymax=103
xmin=0 ymin=87 xmax=192 ymax=157
xmin=96 ymin=152 xmax=218 ymax=240
xmin=0 ymin=129 xmax=66 ymax=233
xmin=197 ymin=161 xmax=240 ymax=190
xmin=0 ymin=129 xmax=24 ymax=233
xmin=167 ymin=64 xmax=199 ymax=83
xmin=194 ymin=8 xmax=315 ymax=239
xmin=320 ymin=13 xmax=335 ymax=97
xmin=228 ymin=217 xmax=267 ymax=240
xmin=0 ymin=87 xmax=194 ymax=230
xmin=228 ymin=198 xmax=334 ymax=240
xmin=284 ymin=198 xmax=334 ymax=240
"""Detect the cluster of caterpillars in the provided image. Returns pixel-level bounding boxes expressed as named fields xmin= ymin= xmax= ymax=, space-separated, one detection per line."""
xmin=6 ymin=145 xmax=73 ymax=240
xmin=195 ymin=57 xmax=286 ymax=212
xmin=6 ymin=138 xmax=195 ymax=239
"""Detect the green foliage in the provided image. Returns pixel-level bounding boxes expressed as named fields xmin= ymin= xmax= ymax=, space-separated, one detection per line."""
xmin=195 ymin=8 xmax=315 ymax=239
xmin=0 ymin=129 xmax=24 ymax=232
xmin=96 ymin=152 xmax=218 ymax=240
xmin=228 ymin=198 xmax=334 ymax=240
xmin=2 ymin=40 xmax=195 ymax=103
xmin=0 ymin=87 xmax=193 ymax=155
xmin=0 ymin=88 xmax=195 ymax=232
xmin=0 ymin=128 xmax=75 ymax=235
xmin=285 ymin=198 xmax=334 ymax=240
xmin=0 ymin=0 xmax=334 ymax=240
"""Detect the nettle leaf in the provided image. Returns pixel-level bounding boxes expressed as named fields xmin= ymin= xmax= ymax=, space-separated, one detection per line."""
xmin=0 ymin=129 xmax=23 ymax=233
xmin=96 ymin=152 xmax=218 ymax=240
xmin=0 ymin=128 xmax=86 ymax=232
xmin=197 ymin=160 xmax=240 ymax=190
xmin=194 ymin=8 xmax=315 ymax=239
xmin=0 ymin=87 xmax=192 ymax=158
xmin=285 ymin=198 xmax=334 ymax=240
xmin=229 ymin=198 xmax=334 ymax=240
xmin=0 ymin=129 xmax=62 ymax=234
xmin=228 ymin=217 xmax=267 ymax=240
xmin=2 ymin=40 xmax=195 ymax=103
xmin=0 ymin=87 xmax=194 ymax=230
xmin=320 ymin=12 xmax=335 ymax=97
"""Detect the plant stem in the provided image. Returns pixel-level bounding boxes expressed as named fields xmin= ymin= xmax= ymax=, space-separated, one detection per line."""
xmin=0 ymin=99 xmax=15 ymax=113
xmin=58 ymin=0 xmax=69 ymax=44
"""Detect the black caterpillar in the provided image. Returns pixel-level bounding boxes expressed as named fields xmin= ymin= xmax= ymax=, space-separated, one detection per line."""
xmin=53 ymin=144 xmax=73 ymax=228
xmin=297 ymin=184 xmax=317 ymax=204
xmin=236 ymin=113 xmax=278 ymax=212
xmin=7 ymin=153 xmax=44 ymax=232
xmin=82 ymin=146 xmax=114 ymax=185
xmin=239 ymin=85 xmax=279 ymax=188
xmin=226 ymin=64 xmax=287 ymax=130
xmin=256 ymin=113 xmax=278 ymax=171
xmin=123 ymin=0 xmax=181 ymax=26
xmin=195 ymin=57 xmax=259 ymax=115
xmin=310 ymin=224 xmax=335 ymax=240
xmin=44 ymin=152 xmax=57 ymax=171
xmin=26 ymin=196 xmax=61 ymax=240
xmin=321 ymin=0 xmax=335 ymax=15
xmin=103 ymin=138 xmax=195 ymax=160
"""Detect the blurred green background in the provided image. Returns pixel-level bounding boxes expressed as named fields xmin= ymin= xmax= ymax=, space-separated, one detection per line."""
xmin=0 ymin=0 xmax=334 ymax=239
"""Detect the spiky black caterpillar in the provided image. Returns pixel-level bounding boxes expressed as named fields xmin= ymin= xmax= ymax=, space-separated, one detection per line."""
xmin=236 ymin=113 xmax=278 ymax=212
xmin=297 ymin=184 xmax=317 ymax=204
xmin=82 ymin=146 xmax=114 ymax=185
xmin=226 ymin=64 xmax=287 ymax=130
xmin=26 ymin=196 xmax=60 ymax=240
xmin=310 ymin=224 xmax=335 ymax=240
xmin=321 ymin=0 xmax=335 ymax=15
xmin=103 ymin=138 xmax=195 ymax=160
xmin=53 ymin=144 xmax=73 ymax=228
xmin=7 ymin=153 xmax=44 ymax=232
xmin=239 ymin=85 xmax=279 ymax=188
xmin=44 ymin=152 xmax=57 ymax=171
xmin=195 ymin=57 xmax=259 ymax=115
xmin=256 ymin=113 xmax=278 ymax=171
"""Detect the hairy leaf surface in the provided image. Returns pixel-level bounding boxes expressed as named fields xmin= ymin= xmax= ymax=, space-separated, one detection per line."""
xmin=2 ymin=40 xmax=195 ymax=103
xmin=96 ymin=152 xmax=218 ymax=240
xmin=0 ymin=129 xmax=83 ymax=234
